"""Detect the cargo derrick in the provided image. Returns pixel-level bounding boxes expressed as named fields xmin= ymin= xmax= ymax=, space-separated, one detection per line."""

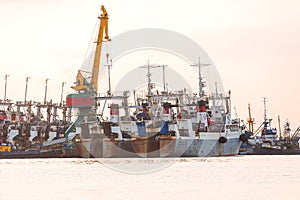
xmin=66 ymin=5 xmax=110 ymax=110
xmin=63 ymin=5 xmax=110 ymax=139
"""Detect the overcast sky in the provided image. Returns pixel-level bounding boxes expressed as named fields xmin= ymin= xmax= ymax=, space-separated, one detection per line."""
xmin=0 ymin=0 xmax=299 ymax=130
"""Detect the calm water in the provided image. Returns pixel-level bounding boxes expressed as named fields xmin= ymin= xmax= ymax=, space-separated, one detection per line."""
xmin=1 ymin=156 xmax=300 ymax=200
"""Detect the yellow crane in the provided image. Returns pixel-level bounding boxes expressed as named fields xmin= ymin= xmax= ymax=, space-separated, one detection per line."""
xmin=64 ymin=5 xmax=110 ymax=139
xmin=71 ymin=5 xmax=110 ymax=94
xmin=247 ymin=103 xmax=254 ymax=133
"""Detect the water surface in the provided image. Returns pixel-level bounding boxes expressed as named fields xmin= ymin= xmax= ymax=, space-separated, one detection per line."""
xmin=0 ymin=156 xmax=299 ymax=200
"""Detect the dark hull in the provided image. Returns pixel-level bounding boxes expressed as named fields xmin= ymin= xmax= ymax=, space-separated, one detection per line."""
xmin=238 ymin=143 xmax=254 ymax=155
xmin=250 ymin=147 xmax=300 ymax=155
xmin=0 ymin=149 xmax=63 ymax=159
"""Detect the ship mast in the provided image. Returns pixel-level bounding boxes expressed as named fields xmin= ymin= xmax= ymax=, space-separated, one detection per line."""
xmin=4 ymin=74 xmax=9 ymax=102
xmin=24 ymin=77 xmax=31 ymax=103
xmin=278 ymin=115 xmax=282 ymax=139
xmin=60 ymin=82 xmax=66 ymax=106
xmin=161 ymin=65 xmax=168 ymax=92
xmin=139 ymin=61 xmax=164 ymax=101
xmin=44 ymin=78 xmax=49 ymax=105
xmin=284 ymin=120 xmax=291 ymax=143
xmin=190 ymin=57 xmax=209 ymax=98
xmin=104 ymin=53 xmax=112 ymax=96
xmin=262 ymin=97 xmax=267 ymax=122
xmin=146 ymin=60 xmax=154 ymax=99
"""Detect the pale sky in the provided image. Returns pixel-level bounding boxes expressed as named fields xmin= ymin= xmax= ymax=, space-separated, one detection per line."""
xmin=0 ymin=0 xmax=299 ymax=131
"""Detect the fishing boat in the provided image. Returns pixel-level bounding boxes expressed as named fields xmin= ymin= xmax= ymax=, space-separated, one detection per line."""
xmin=247 ymin=98 xmax=278 ymax=147
xmin=0 ymin=99 xmax=79 ymax=158
xmin=81 ymin=90 xmax=243 ymax=158
xmin=159 ymin=92 xmax=242 ymax=157
xmin=249 ymin=121 xmax=300 ymax=155
xmin=72 ymin=90 xmax=242 ymax=158
xmin=239 ymin=98 xmax=300 ymax=155
xmin=66 ymin=5 xmax=243 ymax=158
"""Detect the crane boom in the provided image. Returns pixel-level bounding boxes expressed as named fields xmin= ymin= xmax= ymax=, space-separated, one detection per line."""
xmin=71 ymin=5 xmax=109 ymax=94
xmin=247 ymin=103 xmax=254 ymax=133
xmin=90 ymin=5 xmax=110 ymax=93
xmin=65 ymin=5 xmax=111 ymax=143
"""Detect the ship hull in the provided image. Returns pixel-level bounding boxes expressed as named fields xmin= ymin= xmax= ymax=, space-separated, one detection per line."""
xmin=160 ymin=133 xmax=241 ymax=157
xmin=0 ymin=149 xmax=63 ymax=159
xmin=103 ymin=138 xmax=138 ymax=158
xmin=249 ymin=146 xmax=300 ymax=155
xmin=183 ymin=137 xmax=241 ymax=157
xmin=77 ymin=132 xmax=241 ymax=158
xmin=85 ymin=133 xmax=160 ymax=158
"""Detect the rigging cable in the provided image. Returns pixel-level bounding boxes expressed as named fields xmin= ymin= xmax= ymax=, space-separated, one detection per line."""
xmin=81 ymin=19 xmax=99 ymax=71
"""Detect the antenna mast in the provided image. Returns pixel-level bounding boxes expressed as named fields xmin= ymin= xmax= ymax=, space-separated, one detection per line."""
xmin=191 ymin=57 xmax=210 ymax=98
xmin=139 ymin=60 xmax=164 ymax=100
xmin=262 ymin=97 xmax=267 ymax=121
xmin=24 ymin=77 xmax=31 ymax=103
xmin=44 ymin=78 xmax=49 ymax=105
xmin=4 ymin=74 xmax=9 ymax=102
xmin=161 ymin=65 xmax=168 ymax=92
xmin=105 ymin=53 xmax=112 ymax=96
xmin=278 ymin=115 xmax=282 ymax=139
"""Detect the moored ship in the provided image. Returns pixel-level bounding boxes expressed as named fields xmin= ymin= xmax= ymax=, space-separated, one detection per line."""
xmin=0 ymin=99 xmax=78 ymax=158
xmin=239 ymin=98 xmax=300 ymax=155
xmin=66 ymin=5 xmax=243 ymax=158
